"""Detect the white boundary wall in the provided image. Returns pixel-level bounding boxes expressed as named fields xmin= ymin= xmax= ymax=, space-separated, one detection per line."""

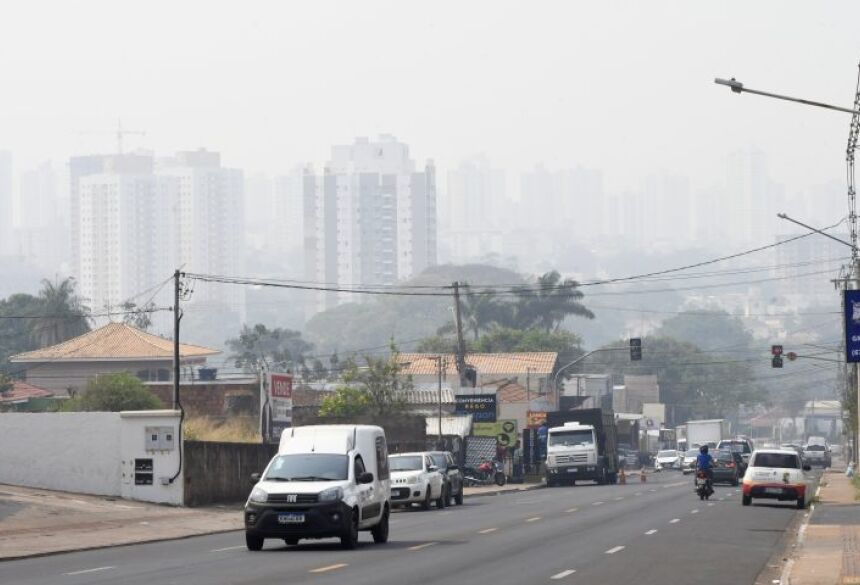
xmin=0 ymin=411 xmax=183 ymax=505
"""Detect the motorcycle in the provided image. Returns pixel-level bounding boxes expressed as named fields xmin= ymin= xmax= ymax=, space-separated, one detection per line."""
xmin=463 ymin=459 xmax=507 ymax=487
xmin=695 ymin=471 xmax=713 ymax=500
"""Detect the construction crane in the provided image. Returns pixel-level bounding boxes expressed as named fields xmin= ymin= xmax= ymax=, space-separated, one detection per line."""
xmin=846 ymin=62 xmax=860 ymax=265
xmin=77 ymin=118 xmax=146 ymax=154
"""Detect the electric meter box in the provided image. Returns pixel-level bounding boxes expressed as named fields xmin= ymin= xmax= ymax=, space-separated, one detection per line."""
xmin=144 ymin=426 xmax=176 ymax=451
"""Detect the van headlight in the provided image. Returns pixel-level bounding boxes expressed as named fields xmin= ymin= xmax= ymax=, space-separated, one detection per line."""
xmin=319 ymin=487 xmax=344 ymax=502
xmin=249 ymin=487 xmax=268 ymax=503
xmin=547 ymin=455 xmax=556 ymax=465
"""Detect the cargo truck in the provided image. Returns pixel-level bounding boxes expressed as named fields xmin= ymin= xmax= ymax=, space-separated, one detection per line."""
xmin=545 ymin=409 xmax=620 ymax=487
xmin=686 ymin=419 xmax=730 ymax=450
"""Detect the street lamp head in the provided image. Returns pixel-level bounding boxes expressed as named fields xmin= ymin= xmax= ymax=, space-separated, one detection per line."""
xmin=714 ymin=77 xmax=743 ymax=93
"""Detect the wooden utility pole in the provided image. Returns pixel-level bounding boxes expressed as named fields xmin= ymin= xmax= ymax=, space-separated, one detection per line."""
xmin=173 ymin=269 xmax=181 ymax=411
xmin=452 ymin=282 xmax=467 ymax=381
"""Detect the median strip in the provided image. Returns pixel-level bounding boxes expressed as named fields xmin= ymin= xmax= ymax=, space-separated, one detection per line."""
xmin=550 ymin=569 xmax=577 ymax=580
xmin=64 ymin=566 xmax=115 ymax=576
xmin=309 ymin=563 xmax=348 ymax=574
xmin=408 ymin=542 xmax=438 ymax=551
xmin=605 ymin=546 xmax=625 ymax=554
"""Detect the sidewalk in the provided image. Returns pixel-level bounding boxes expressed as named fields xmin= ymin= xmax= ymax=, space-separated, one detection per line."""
xmin=0 ymin=484 xmax=241 ymax=561
xmin=788 ymin=468 xmax=860 ymax=585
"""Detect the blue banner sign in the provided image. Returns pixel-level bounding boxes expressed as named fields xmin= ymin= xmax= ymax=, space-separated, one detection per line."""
xmin=845 ymin=290 xmax=860 ymax=363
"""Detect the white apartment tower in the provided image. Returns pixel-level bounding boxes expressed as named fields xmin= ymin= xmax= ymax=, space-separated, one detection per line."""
xmin=304 ymin=135 xmax=437 ymax=312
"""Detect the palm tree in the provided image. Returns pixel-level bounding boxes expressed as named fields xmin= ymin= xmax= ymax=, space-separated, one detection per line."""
xmin=30 ymin=278 xmax=91 ymax=347
xmin=515 ymin=271 xmax=594 ymax=332
xmin=437 ymin=284 xmax=510 ymax=341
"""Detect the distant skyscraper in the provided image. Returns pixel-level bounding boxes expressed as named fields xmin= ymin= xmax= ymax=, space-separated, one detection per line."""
xmin=446 ymin=157 xmax=505 ymax=231
xmin=0 ymin=151 xmax=13 ymax=255
xmin=303 ymin=135 xmax=437 ymax=312
xmin=14 ymin=161 xmax=67 ymax=272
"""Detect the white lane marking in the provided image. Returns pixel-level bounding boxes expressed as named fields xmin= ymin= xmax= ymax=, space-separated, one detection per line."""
xmin=210 ymin=545 xmax=246 ymax=552
xmin=634 ymin=492 xmax=643 ymax=496
xmin=565 ymin=507 xmax=579 ymax=513
xmin=614 ymin=496 xmax=624 ymax=501
xmin=309 ymin=563 xmax=348 ymax=573
xmin=526 ymin=516 xmax=542 ymax=523
xmin=64 ymin=566 xmax=115 ymax=576
xmin=707 ymin=503 xmax=715 ymax=507
xmin=649 ymin=489 xmax=657 ymax=493
xmin=551 ymin=569 xmax=577 ymax=580
xmin=645 ymin=529 xmax=658 ymax=535
xmin=478 ymin=528 xmax=498 ymax=534
xmin=691 ymin=509 xmax=699 ymax=514
xmin=605 ymin=546 xmax=625 ymax=554
xmin=670 ymin=518 xmax=680 ymax=524
xmin=408 ymin=542 xmax=438 ymax=551
xmin=592 ymin=501 xmax=604 ymax=506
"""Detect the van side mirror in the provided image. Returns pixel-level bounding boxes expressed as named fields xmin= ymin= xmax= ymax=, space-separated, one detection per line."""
xmin=428 ymin=465 xmax=439 ymax=473
xmin=250 ymin=472 xmax=261 ymax=484
xmin=358 ymin=471 xmax=374 ymax=484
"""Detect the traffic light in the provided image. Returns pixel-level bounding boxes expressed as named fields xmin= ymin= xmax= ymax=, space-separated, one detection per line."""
xmin=772 ymin=356 xmax=783 ymax=368
xmin=630 ymin=338 xmax=642 ymax=361
xmin=771 ymin=344 xmax=783 ymax=356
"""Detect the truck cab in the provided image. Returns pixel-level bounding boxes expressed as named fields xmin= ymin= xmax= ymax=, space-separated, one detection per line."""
xmin=546 ymin=422 xmax=613 ymax=486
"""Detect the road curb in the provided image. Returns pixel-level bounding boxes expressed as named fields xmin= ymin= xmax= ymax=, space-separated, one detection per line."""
xmin=0 ymin=527 xmax=242 ymax=563
xmin=464 ymin=483 xmax=545 ymax=498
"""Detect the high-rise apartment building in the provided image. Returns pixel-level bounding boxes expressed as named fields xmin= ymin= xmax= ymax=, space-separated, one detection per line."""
xmin=0 ymin=151 xmax=13 ymax=255
xmin=303 ymin=135 xmax=437 ymax=312
xmin=14 ymin=161 xmax=68 ymax=272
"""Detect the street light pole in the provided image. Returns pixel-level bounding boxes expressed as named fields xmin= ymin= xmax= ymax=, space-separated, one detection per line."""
xmin=553 ymin=347 xmax=629 ymax=400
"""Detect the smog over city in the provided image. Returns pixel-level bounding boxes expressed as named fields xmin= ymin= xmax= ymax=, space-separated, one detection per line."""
xmin=0 ymin=4 xmax=858 ymax=583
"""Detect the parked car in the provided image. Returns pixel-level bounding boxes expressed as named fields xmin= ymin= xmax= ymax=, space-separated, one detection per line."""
xmin=244 ymin=424 xmax=391 ymax=551
xmin=389 ymin=453 xmax=445 ymax=510
xmin=655 ymin=449 xmax=682 ymax=471
xmin=742 ymin=449 xmax=812 ymax=509
xmin=712 ymin=449 xmax=740 ymax=486
xmin=681 ymin=449 xmax=699 ymax=474
xmin=427 ymin=451 xmax=464 ymax=506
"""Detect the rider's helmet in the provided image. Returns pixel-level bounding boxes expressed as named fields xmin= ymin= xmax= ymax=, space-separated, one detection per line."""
xmin=700 ymin=445 xmax=708 ymax=454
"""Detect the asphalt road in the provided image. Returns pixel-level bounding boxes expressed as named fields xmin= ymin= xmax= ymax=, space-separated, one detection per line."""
xmin=1 ymin=471 xmax=813 ymax=585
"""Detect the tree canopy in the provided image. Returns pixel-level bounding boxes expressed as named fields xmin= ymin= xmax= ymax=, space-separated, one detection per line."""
xmin=318 ymin=351 xmax=412 ymax=418
xmin=226 ymin=324 xmax=314 ymax=371
xmin=62 ymin=372 xmax=163 ymax=412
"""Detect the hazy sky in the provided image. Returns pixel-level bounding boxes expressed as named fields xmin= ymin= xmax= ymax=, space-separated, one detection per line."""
xmin=2 ymin=1 xmax=860 ymax=193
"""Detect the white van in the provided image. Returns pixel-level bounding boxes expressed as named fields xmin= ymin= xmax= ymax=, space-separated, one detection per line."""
xmin=244 ymin=425 xmax=391 ymax=550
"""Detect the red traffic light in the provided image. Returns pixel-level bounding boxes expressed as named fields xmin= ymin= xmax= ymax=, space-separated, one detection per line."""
xmin=771 ymin=344 xmax=783 ymax=356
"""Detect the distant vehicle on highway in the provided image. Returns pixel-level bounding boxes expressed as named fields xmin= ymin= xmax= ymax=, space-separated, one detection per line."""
xmin=717 ymin=438 xmax=753 ymax=465
xmin=389 ymin=453 xmax=446 ymax=510
xmin=780 ymin=443 xmax=804 ymax=462
xmin=712 ymin=450 xmax=740 ymax=486
xmin=655 ymin=449 xmax=682 ymax=471
xmin=681 ymin=449 xmax=698 ymax=474
xmin=802 ymin=440 xmax=831 ymax=468
xmin=742 ymin=449 xmax=812 ymax=509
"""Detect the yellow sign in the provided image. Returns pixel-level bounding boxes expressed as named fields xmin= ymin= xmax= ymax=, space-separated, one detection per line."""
xmin=526 ymin=411 xmax=547 ymax=429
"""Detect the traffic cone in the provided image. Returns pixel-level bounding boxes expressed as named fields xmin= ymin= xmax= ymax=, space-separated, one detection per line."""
xmin=619 ymin=468 xmax=626 ymax=484
xmin=640 ymin=468 xmax=647 ymax=483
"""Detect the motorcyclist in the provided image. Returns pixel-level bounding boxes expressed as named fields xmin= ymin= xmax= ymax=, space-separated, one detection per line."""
xmin=695 ymin=445 xmax=714 ymax=493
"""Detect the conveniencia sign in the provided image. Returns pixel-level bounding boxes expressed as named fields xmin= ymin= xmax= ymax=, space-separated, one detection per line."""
xmin=455 ymin=395 xmax=497 ymax=422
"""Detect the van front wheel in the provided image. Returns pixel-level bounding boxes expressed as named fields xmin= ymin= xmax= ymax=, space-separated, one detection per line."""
xmin=371 ymin=507 xmax=389 ymax=544
xmin=340 ymin=509 xmax=359 ymax=550
xmin=245 ymin=533 xmax=264 ymax=551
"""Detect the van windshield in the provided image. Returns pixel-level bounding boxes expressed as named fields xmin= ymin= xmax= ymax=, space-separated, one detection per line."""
xmin=549 ymin=430 xmax=594 ymax=447
xmin=389 ymin=456 xmax=424 ymax=471
xmin=264 ymin=454 xmax=349 ymax=481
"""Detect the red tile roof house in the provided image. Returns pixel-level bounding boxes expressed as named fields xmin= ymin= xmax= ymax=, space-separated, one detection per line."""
xmin=0 ymin=381 xmax=54 ymax=410
xmin=9 ymin=322 xmax=220 ymax=397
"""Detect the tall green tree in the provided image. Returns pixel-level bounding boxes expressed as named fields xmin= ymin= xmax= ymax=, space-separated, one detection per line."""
xmin=30 ymin=278 xmax=91 ymax=348
xmin=0 ymin=293 xmax=42 ymax=368
xmin=226 ymin=324 xmax=314 ymax=371
xmin=512 ymin=271 xmax=594 ymax=332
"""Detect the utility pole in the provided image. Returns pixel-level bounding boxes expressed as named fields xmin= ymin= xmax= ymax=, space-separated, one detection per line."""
xmin=172 ymin=269 xmax=181 ymax=411
xmin=437 ymin=356 xmax=444 ymax=449
xmin=452 ymin=282 xmax=467 ymax=381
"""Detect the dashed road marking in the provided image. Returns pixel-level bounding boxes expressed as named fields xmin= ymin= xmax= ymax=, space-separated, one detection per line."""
xmin=649 ymin=489 xmax=657 ymax=493
xmin=309 ymin=563 xmax=348 ymax=573
xmin=551 ymin=569 xmax=577 ymax=580
xmin=526 ymin=516 xmax=542 ymax=523
xmin=565 ymin=507 xmax=579 ymax=513
xmin=691 ymin=509 xmax=699 ymax=514
xmin=670 ymin=518 xmax=680 ymax=524
xmin=614 ymin=496 xmax=624 ymax=501
xmin=634 ymin=492 xmax=642 ymax=496
xmin=64 ymin=566 xmax=115 ymax=576
xmin=605 ymin=546 xmax=625 ymax=554
xmin=592 ymin=501 xmax=604 ymax=506
xmin=408 ymin=542 xmax=438 ymax=551
xmin=707 ymin=503 xmax=715 ymax=507
xmin=645 ymin=529 xmax=658 ymax=535
xmin=478 ymin=528 xmax=498 ymax=534
xmin=210 ymin=545 xmax=246 ymax=552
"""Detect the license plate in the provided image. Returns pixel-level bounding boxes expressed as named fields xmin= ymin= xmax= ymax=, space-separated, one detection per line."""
xmin=764 ymin=488 xmax=782 ymax=495
xmin=566 ymin=468 xmax=577 ymax=473
xmin=278 ymin=513 xmax=305 ymax=524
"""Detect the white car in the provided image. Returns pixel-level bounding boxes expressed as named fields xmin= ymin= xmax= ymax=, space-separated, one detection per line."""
xmin=742 ymin=449 xmax=812 ymax=509
xmin=681 ymin=449 xmax=698 ymax=474
xmin=655 ymin=449 xmax=682 ymax=471
xmin=389 ymin=453 xmax=445 ymax=510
